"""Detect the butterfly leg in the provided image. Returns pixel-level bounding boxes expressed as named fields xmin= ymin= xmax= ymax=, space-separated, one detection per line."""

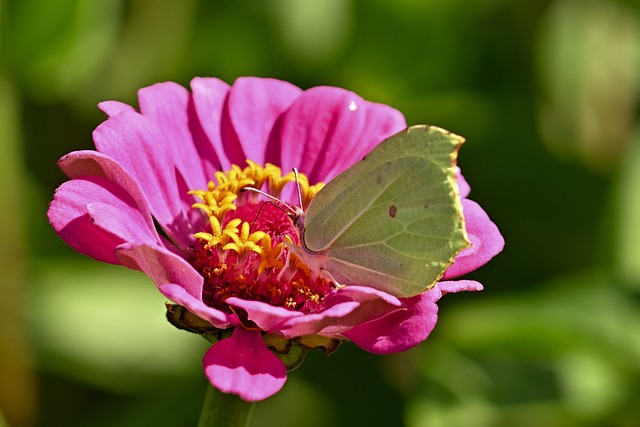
xmin=321 ymin=269 xmax=344 ymax=290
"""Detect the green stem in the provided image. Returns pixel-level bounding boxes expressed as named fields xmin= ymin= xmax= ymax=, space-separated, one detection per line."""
xmin=197 ymin=385 xmax=256 ymax=427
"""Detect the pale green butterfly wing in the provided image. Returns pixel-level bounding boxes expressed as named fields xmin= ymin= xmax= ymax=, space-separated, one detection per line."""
xmin=293 ymin=125 xmax=470 ymax=298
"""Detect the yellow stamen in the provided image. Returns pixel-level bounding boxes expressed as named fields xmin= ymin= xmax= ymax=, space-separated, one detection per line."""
xmin=194 ymin=217 xmax=242 ymax=249
xmin=242 ymin=160 xmax=280 ymax=190
xmin=303 ymin=182 xmax=325 ymax=207
xmin=189 ymin=161 xmax=335 ymax=314
xmin=190 ymin=187 xmax=238 ymax=221
xmin=285 ymin=297 xmax=297 ymax=308
xmin=269 ymin=169 xmax=296 ymax=195
xmin=213 ymin=263 xmax=227 ymax=275
xmin=256 ymin=235 xmax=286 ymax=274
xmin=223 ymin=221 xmax=268 ymax=255
xmin=191 ymin=160 xmax=324 ymax=274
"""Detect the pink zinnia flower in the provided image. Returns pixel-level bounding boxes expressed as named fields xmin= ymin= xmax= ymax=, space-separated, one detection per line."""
xmin=47 ymin=77 xmax=504 ymax=401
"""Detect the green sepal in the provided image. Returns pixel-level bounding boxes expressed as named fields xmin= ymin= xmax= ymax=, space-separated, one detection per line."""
xmin=264 ymin=334 xmax=308 ymax=371
xmin=165 ymin=304 xmax=231 ymax=343
xmin=262 ymin=334 xmax=292 ymax=353
xmin=297 ymin=334 xmax=341 ymax=355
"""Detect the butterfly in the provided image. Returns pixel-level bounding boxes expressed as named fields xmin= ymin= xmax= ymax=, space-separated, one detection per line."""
xmin=254 ymin=125 xmax=470 ymax=298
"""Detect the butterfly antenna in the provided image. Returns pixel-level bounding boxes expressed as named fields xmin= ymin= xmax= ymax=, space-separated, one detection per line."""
xmin=248 ymin=201 xmax=269 ymax=231
xmin=240 ymin=187 xmax=296 ymax=216
xmin=293 ymin=168 xmax=304 ymax=210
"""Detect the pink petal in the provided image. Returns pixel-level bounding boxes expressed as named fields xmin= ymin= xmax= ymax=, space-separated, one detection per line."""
xmin=344 ymin=281 xmax=483 ymax=354
xmin=137 ymin=82 xmax=211 ymax=190
xmin=92 ymin=111 xmax=199 ymax=249
xmin=203 ymin=327 xmax=287 ymax=401
xmin=343 ymin=289 xmax=441 ymax=354
xmin=98 ymin=100 xmax=135 ymax=116
xmin=277 ymin=87 xmax=406 ymax=184
xmin=438 ymin=279 xmax=484 ymax=294
xmin=190 ymin=77 xmax=234 ymax=172
xmin=457 ymin=169 xmax=470 ymax=198
xmin=48 ymin=177 xmax=160 ymax=264
xmin=230 ymin=287 xmax=403 ymax=339
xmin=115 ymin=243 xmax=204 ymax=297
xmin=225 ymin=297 xmax=304 ymax=331
xmin=279 ymin=286 xmax=402 ymax=338
xmin=118 ymin=245 xmax=235 ymax=328
xmin=278 ymin=300 xmax=363 ymax=337
xmin=358 ymin=99 xmax=407 ymax=172
xmin=58 ymin=150 xmax=156 ymax=235
xmin=223 ymin=77 xmax=302 ymax=167
xmin=443 ymin=199 xmax=504 ymax=279
xmin=160 ymin=283 xmax=235 ymax=329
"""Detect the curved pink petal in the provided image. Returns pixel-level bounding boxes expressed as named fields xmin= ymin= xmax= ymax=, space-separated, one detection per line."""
xmin=278 ymin=87 xmax=406 ymax=184
xmin=160 ymin=283 xmax=235 ymax=329
xmin=344 ymin=290 xmax=440 ymax=354
xmin=278 ymin=300 xmax=364 ymax=338
xmin=357 ymin=100 xmax=407 ymax=173
xmin=58 ymin=150 xmax=156 ymax=235
xmin=344 ymin=280 xmax=483 ymax=354
xmin=115 ymin=243 xmax=203 ymax=296
xmin=92 ymin=111 xmax=199 ymax=249
xmin=457 ymin=170 xmax=470 ymax=198
xmin=223 ymin=77 xmax=302 ymax=167
xmin=225 ymin=297 xmax=304 ymax=331
xmin=281 ymin=286 xmax=402 ymax=337
xmin=230 ymin=287 xmax=402 ymax=339
xmin=116 ymin=245 xmax=235 ymax=327
xmin=137 ymin=82 xmax=212 ymax=190
xmin=98 ymin=100 xmax=135 ymax=116
xmin=203 ymin=327 xmax=287 ymax=401
xmin=190 ymin=77 xmax=234 ymax=172
xmin=443 ymin=199 xmax=504 ymax=279
xmin=48 ymin=177 xmax=160 ymax=264
xmin=438 ymin=279 xmax=484 ymax=294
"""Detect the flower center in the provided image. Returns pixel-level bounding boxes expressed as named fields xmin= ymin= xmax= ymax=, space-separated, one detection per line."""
xmin=189 ymin=161 xmax=331 ymax=314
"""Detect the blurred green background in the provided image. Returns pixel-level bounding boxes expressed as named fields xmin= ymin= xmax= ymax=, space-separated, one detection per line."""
xmin=1 ymin=0 xmax=640 ymax=426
